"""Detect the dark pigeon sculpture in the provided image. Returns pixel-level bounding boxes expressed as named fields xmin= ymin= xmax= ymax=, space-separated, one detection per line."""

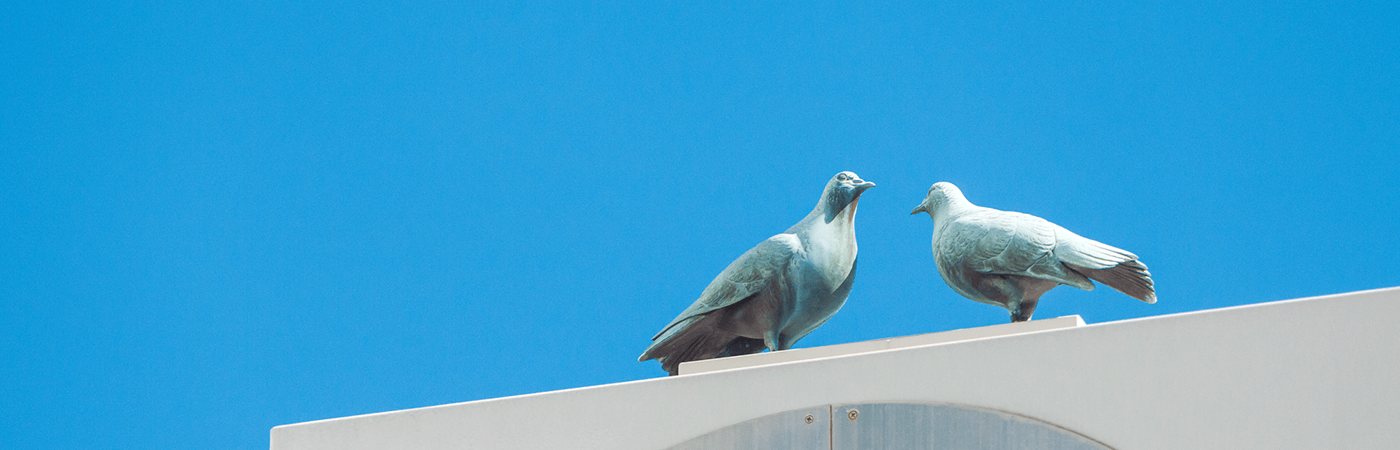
xmin=639 ymin=172 xmax=875 ymax=375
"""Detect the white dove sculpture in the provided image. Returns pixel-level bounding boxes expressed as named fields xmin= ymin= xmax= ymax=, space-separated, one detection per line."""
xmin=911 ymin=182 xmax=1155 ymax=322
xmin=640 ymin=172 xmax=875 ymax=375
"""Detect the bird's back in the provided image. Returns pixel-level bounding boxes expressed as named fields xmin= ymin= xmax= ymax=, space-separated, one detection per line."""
xmin=934 ymin=208 xmax=1053 ymax=271
xmin=934 ymin=207 xmax=1094 ymax=291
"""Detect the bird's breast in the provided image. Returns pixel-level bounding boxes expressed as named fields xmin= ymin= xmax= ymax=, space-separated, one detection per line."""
xmin=803 ymin=228 xmax=857 ymax=292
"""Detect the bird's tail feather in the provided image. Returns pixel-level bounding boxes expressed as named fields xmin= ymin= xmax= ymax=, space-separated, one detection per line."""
xmin=638 ymin=314 xmax=735 ymax=376
xmin=639 ymin=316 xmax=695 ymax=362
xmin=1070 ymin=260 xmax=1156 ymax=303
xmin=1054 ymin=228 xmax=1156 ymax=303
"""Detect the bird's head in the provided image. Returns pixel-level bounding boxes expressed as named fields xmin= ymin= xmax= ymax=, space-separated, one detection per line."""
xmin=823 ymin=171 xmax=876 ymax=223
xmin=910 ymin=181 xmax=965 ymax=219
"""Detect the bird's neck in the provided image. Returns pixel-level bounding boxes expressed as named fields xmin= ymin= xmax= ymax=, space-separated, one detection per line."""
xmin=815 ymin=194 xmax=859 ymax=228
xmin=933 ymin=198 xmax=974 ymax=228
xmin=836 ymin=197 xmax=859 ymax=226
xmin=800 ymin=200 xmax=858 ymax=287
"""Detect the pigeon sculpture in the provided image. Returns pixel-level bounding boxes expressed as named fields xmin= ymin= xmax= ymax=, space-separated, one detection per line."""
xmin=910 ymin=182 xmax=1155 ymax=322
xmin=639 ymin=172 xmax=875 ymax=375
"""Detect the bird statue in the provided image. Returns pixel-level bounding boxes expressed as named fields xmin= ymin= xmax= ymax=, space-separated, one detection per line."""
xmin=639 ymin=171 xmax=875 ymax=375
xmin=910 ymin=182 xmax=1155 ymax=322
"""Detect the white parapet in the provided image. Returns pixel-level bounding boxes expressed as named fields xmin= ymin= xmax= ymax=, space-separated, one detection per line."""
xmin=272 ymin=287 xmax=1400 ymax=450
xmin=680 ymin=315 xmax=1085 ymax=375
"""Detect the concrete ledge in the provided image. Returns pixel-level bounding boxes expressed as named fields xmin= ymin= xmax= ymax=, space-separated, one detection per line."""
xmin=272 ymin=286 xmax=1400 ymax=450
xmin=680 ymin=315 xmax=1085 ymax=375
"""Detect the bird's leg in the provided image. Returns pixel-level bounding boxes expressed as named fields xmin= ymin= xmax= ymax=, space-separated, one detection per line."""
xmin=764 ymin=329 xmax=781 ymax=352
xmin=776 ymin=333 xmax=797 ymax=351
xmin=1008 ymin=278 xmax=1055 ymax=322
xmin=1016 ymin=297 xmax=1040 ymax=322
xmin=1009 ymin=301 xmax=1036 ymax=322
xmin=997 ymin=276 xmax=1034 ymax=322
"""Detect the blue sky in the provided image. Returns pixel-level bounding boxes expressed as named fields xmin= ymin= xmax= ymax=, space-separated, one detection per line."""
xmin=3 ymin=2 xmax=1398 ymax=449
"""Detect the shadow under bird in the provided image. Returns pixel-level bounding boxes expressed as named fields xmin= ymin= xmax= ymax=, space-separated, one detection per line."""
xmin=910 ymin=182 xmax=1155 ymax=322
xmin=639 ymin=172 xmax=875 ymax=375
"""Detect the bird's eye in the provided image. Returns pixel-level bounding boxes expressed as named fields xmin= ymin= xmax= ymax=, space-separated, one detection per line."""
xmin=838 ymin=174 xmax=848 ymax=181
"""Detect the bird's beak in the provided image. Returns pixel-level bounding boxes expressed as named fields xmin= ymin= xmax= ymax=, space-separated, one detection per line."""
xmin=853 ymin=181 xmax=875 ymax=194
xmin=910 ymin=204 xmax=927 ymax=215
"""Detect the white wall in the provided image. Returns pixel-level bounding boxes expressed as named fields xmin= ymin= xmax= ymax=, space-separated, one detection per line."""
xmin=271 ymin=287 xmax=1400 ymax=450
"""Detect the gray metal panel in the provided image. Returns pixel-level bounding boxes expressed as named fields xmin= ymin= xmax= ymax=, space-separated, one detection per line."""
xmin=668 ymin=405 xmax=831 ymax=450
xmin=833 ymin=403 xmax=1111 ymax=450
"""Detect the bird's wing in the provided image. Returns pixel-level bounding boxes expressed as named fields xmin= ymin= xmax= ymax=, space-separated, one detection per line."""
xmin=1052 ymin=225 xmax=1139 ymax=269
xmin=649 ymin=233 xmax=801 ymax=340
xmin=941 ymin=210 xmax=1055 ymax=274
xmin=941 ymin=210 xmax=1091 ymax=288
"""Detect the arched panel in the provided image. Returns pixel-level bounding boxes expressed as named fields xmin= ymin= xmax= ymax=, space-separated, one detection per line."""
xmin=833 ymin=403 xmax=1110 ymax=450
xmin=667 ymin=405 xmax=830 ymax=450
xmin=669 ymin=402 xmax=1110 ymax=450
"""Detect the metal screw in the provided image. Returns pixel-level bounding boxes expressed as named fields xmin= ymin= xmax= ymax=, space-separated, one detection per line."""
xmin=848 ymin=409 xmax=859 ymax=421
xmin=804 ymin=414 xmax=815 ymax=424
